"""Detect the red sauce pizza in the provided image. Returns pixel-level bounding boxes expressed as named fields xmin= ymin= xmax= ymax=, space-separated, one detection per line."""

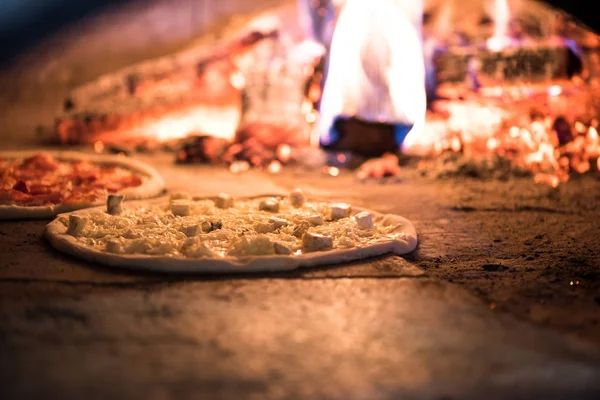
xmin=0 ymin=151 xmax=165 ymax=219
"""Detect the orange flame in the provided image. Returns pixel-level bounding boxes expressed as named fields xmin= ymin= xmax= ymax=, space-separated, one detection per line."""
xmin=129 ymin=105 xmax=239 ymax=142
xmin=318 ymin=0 xmax=426 ymax=146
xmin=487 ymin=0 xmax=512 ymax=51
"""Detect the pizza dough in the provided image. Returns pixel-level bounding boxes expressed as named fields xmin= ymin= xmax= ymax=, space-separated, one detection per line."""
xmin=44 ymin=192 xmax=418 ymax=274
xmin=0 ymin=150 xmax=165 ymax=220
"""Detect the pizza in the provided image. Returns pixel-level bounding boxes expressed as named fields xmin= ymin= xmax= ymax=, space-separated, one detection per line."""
xmin=44 ymin=189 xmax=417 ymax=273
xmin=0 ymin=151 xmax=165 ymax=219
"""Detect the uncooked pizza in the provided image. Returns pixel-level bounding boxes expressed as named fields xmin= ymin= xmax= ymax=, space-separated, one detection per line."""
xmin=0 ymin=151 xmax=165 ymax=219
xmin=45 ymin=189 xmax=417 ymax=273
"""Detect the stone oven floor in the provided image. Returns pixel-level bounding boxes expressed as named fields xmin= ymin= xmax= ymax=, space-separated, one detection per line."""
xmin=1 ymin=153 xmax=600 ymax=399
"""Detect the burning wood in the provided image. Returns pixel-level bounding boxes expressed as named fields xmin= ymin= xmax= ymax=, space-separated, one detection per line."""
xmin=45 ymin=0 xmax=600 ymax=187
xmin=317 ymin=0 xmax=426 ymax=150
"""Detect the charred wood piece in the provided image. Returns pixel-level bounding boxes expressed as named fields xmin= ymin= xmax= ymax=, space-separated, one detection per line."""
xmin=434 ymin=45 xmax=580 ymax=85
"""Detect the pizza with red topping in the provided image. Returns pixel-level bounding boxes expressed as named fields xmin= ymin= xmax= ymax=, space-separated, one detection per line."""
xmin=0 ymin=151 xmax=165 ymax=219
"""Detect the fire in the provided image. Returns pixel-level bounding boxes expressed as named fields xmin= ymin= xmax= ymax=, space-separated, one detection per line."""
xmin=415 ymin=97 xmax=600 ymax=187
xmin=122 ymin=105 xmax=239 ymax=143
xmin=487 ymin=0 xmax=512 ymax=51
xmin=317 ymin=0 xmax=426 ymax=146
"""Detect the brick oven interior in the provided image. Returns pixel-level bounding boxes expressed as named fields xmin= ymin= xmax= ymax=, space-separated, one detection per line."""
xmin=2 ymin=0 xmax=600 ymax=398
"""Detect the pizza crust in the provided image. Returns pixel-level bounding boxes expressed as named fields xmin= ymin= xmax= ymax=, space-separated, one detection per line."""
xmin=0 ymin=150 xmax=165 ymax=220
xmin=44 ymin=196 xmax=418 ymax=274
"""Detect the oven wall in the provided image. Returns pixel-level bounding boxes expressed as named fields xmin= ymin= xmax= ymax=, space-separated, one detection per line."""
xmin=0 ymin=0 xmax=293 ymax=146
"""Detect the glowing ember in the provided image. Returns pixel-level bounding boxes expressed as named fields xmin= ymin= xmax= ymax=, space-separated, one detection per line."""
xmin=94 ymin=141 xmax=105 ymax=154
xmin=229 ymin=71 xmax=246 ymax=90
xmin=323 ymin=166 xmax=340 ymax=177
xmin=229 ymin=160 xmax=250 ymax=174
xmin=267 ymin=160 xmax=282 ymax=174
xmin=548 ymin=85 xmax=563 ymax=97
xmin=276 ymin=144 xmax=292 ymax=163
xmin=487 ymin=138 xmax=499 ymax=151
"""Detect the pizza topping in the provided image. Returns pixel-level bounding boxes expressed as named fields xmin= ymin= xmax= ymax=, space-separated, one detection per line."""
xmin=215 ymin=193 xmax=234 ymax=209
xmin=63 ymin=195 xmax=405 ymax=258
xmin=0 ymin=152 xmax=146 ymax=207
xmin=269 ymin=216 xmax=288 ymax=229
xmin=66 ymin=215 xmax=88 ymax=236
xmin=354 ymin=211 xmax=374 ymax=229
xmin=12 ymin=180 xmax=28 ymax=193
xmin=182 ymin=224 xmax=202 ymax=237
xmin=182 ymin=237 xmax=215 ymax=258
xmin=203 ymin=220 xmax=223 ymax=232
xmin=259 ymin=198 xmax=280 ymax=213
xmin=302 ymin=232 xmax=333 ymax=252
xmin=330 ymin=203 xmax=352 ymax=220
xmin=228 ymin=235 xmax=275 ymax=256
xmin=107 ymin=195 xmax=124 ymax=215
xmin=274 ymin=242 xmax=292 ymax=255
xmin=292 ymin=221 xmax=310 ymax=238
xmin=22 ymin=153 xmax=60 ymax=172
xmin=106 ymin=239 xmax=123 ymax=254
xmin=290 ymin=188 xmax=305 ymax=208
xmin=305 ymin=214 xmax=324 ymax=226
xmin=171 ymin=201 xmax=191 ymax=217
xmin=255 ymin=222 xmax=275 ymax=234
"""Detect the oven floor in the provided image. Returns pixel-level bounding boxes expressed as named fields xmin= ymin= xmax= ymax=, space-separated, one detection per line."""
xmin=1 ymin=153 xmax=600 ymax=399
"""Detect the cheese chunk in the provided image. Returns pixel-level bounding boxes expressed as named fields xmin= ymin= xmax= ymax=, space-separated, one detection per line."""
xmin=255 ymin=222 xmax=275 ymax=233
xmin=292 ymin=221 xmax=310 ymax=238
xmin=66 ymin=215 xmax=88 ymax=236
xmin=170 ymin=192 xmax=192 ymax=201
xmin=306 ymin=214 xmax=324 ymax=225
xmin=290 ymin=188 xmax=305 ymax=208
xmin=215 ymin=193 xmax=234 ymax=209
xmin=106 ymin=239 xmax=123 ymax=254
xmin=259 ymin=198 xmax=280 ymax=213
xmin=181 ymin=224 xmax=202 ymax=237
xmin=171 ymin=201 xmax=191 ymax=216
xmin=302 ymin=232 xmax=333 ymax=252
xmin=182 ymin=237 xmax=214 ymax=257
xmin=202 ymin=220 xmax=222 ymax=232
xmin=107 ymin=195 xmax=124 ymax=215
xmin=269 ymin=217 xmax=288 ymax=229
xmin=228 ymin=235 xmax=275 ymax=256
xmin=354 ymin=211 xmax=374 ymax=229
xmin=274 ymin=242 xmax=292 ymax=255
xmin=330 ymin=203 xmax=351 ymax=220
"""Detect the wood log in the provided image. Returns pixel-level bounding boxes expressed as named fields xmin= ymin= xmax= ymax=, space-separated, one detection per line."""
xmin=434 ymin=45 xmax=579 ymax=85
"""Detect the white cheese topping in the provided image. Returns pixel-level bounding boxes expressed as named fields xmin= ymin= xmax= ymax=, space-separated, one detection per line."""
xmin=66 ymin=215 xmax=88 ymax=236
xmin=354 ymin=211 xmax=374 ymax=229
xmin=107 ymin=195 xmax=124 ymax=215
xmin=302 ymin=232 xmax=333 ymax=252
xmin=171 ymin=201 xmax=191 ymax=217
xmin=259 ymin=198 xmax=280 ymax=213
xmin=330 ymin=203 xmax=351 ymax=220
xmin=305 ymin=214 xmax=324 ymax=226
xmin=64 ymin=195 xmax=405 ymax=258
xmin=269 ymin=216 xmax=288 ymax=229
xmin=215 ymin=193 xmax=234 ymax=209
xmin=290 ymin=188 xmax=305 ymax=208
